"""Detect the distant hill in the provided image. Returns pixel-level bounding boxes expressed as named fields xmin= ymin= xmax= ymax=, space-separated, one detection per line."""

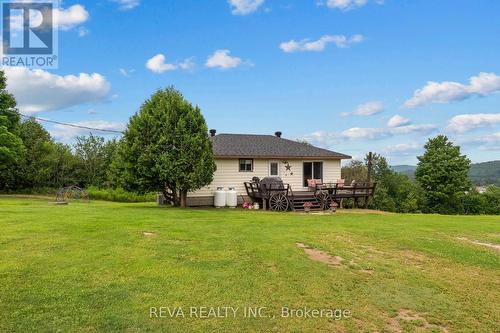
xmin=391 ymin=165 xmax=416 ymax=179
xmin=469 ymin=160 xmax=500 ymax=186
xmin=391 ymin=161 xmax=500 ymax=185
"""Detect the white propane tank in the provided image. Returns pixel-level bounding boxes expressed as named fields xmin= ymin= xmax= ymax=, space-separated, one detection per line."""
xmin=226 ymin=187 xmax=237 ymax=208
xmin=214 ymin=187 xmax=226 ymax=208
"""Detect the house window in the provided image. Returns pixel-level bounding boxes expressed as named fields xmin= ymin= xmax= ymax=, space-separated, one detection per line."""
xmin=239 ymin=159 xmax=253 ymax=172
xmin=303 ymin=161 xmax=323 ymax=187
xmin=269 ymin=161 xmax=279 ymax=177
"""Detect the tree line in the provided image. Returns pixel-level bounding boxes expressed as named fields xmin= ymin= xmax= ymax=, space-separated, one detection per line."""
xmin=1 ymin=69 xmax=498 ymax=213
xmin=0 ymin=71 xmax=215 ymax=207
xmin=341 ymin=138 xmax=500 ymax=215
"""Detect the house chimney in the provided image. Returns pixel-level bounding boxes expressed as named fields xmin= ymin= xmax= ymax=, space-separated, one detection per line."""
xmin=275 ymin=131 xmax=282 ymax=138
xmin=209 ymin=129 xmax=216 ymax=137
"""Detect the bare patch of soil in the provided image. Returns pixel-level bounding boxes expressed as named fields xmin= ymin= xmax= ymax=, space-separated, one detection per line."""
xmin=385 ymin=316 xmax=401 ymax=333
xmin=401 ymin=250 xmax=429 ymax=266
xmin=143 ymin=232 xmax=156 ymax=237
xmin=456 ymin=237 xmax=500 ymax=251
xmin=386 ymin=309 xmax=449 ymax=333
xmin=296 ymin=243 xmax=343 ymax=266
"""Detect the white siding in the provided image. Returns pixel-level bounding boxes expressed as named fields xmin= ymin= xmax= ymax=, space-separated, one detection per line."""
xmin=188 ymin=158 xmax=342 ymax=197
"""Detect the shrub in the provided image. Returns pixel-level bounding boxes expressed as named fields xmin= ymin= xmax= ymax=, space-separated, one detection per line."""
xmin=482 ymin=186 xmax=500 ymax=215
xmin=0 ymin=187 xmax=57 ymax=195
xmin=370 ymin=186 xmax=396 ymax=212
xmin=461 ymin=191 xmax=487 ymax=215
xmin=460 ymin=186 xmax=500 ymax=215
xmin=86 ymin=187 xmax=155 ymax=203
xmin=399 ymin=192 xmax=420 ymax=213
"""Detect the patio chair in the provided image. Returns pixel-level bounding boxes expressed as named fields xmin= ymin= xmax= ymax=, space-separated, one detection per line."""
xmin=307 ymin=179 xmax=324 ymax=190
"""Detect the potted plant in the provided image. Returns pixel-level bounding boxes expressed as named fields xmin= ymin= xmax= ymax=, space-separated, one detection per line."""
xmin=330 ymin=201 xmax=339 ymax=213
xmin=303 ymin=201 xmax=313 ymax=213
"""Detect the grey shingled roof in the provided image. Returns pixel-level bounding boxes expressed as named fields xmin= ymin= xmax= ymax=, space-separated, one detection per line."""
xmin=211 ymin=134 xmax=351 ymax=159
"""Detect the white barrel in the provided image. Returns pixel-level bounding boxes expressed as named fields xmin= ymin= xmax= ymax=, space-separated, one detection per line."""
xmin=214 ymin=187 xmax=226 ymax=208
xmin=226 ymin=187 xmax=237 ymax=208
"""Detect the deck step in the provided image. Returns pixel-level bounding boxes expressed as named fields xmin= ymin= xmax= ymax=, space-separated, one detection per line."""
xmin=290 ymin=195 xmax=322 ymax=211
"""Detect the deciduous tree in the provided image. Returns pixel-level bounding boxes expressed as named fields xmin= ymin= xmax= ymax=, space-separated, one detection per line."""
xmin=0 ymin=70 xmax=24 ymax=190
xmin=416 ymin=135 xmax=470 ymax=214
xmin=116 ymin=87 xmax=216 ymax=207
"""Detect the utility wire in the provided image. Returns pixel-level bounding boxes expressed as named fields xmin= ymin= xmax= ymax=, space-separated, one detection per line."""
xmin=8 ymin=110 xmax=125 ymax=134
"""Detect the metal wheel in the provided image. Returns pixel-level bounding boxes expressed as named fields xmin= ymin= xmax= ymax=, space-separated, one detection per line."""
xmin=55 ymin=185 xmax=89 ymax=203
xmin=269 ymin=193 xmax=289 ymax=211
xmin=323 ymin=194 xmax=332 ymax=210
xmin=316 ymin=191 xmax=330 ymax=210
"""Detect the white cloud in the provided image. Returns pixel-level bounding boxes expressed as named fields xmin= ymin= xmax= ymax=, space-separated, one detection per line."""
xmin=389 ymin=124 xmax=436 ymax=135
xmin=77 ymin=27 xmax=89 ymax=37
xmin=405 ymin=72 xmax=500 ymax=108
xmin=302 ymin=123 xmax=436 ymax=144
xmin=280 ymin=34 xmax=363 ymax=53
xmin=356 ymin=124 xmax=434 ymax=140
xmin=320 ymin=0 xmax=384 ymax=11
xmin=447 ymin=113 xmax=500 ymax=133
xmin=205 ymin=49 xmax=243 ymax=69
xmin=146 ymin=54 xmax=176 ymax=73
xmin=4 ymin=67 xmax=111 ymax=114
xmin=228 ymin=0 xmax=265 ymax=15
xmin=119 ymin=68 xmax=135 ymax=77
xmin=340 ymin=124 xmax=435 ymax=140
xmin=178 ymin=58 xmax=196 ymax=71
xmin=112 ymin=0 xmax=140 ymax=10
xmin=145 ymin=54 xmax=195 ymax=74
xmin=387 ymin=114 xmax=411 ymax=127
xmin=55 ymin=5 xmax=89 ymax=30
xmin=341 ymin=127 xmax=388 ymax=139
xmin=384 ymin=143 xmax=421 ymax=155
xmin=303 ymin=130 xmax=339 ymax=145
xmin=51 ymin=120 xmax=125 ymax=141
xmin=352 ymin=101 xmax=384 ymax=116
xmin=457 ymin=132 xmax=500 ymax=151
xmin=9 ymin=4 xmax=89 ymax=31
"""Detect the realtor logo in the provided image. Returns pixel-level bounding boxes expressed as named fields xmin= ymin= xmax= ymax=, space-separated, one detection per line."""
xmin=1 ymin=1 xmax=58 ymax=68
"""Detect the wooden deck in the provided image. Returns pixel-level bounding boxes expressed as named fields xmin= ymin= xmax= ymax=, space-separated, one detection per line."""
xmin=244 ymin=181 xmax=377 ymax=212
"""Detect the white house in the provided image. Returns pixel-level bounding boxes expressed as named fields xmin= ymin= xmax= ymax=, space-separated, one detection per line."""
xmin=187 ymin=131 xmax=351 ymax=206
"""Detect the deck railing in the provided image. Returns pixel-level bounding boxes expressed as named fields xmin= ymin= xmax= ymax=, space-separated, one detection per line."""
xmin=244 ymin=180 xmax=377 ymax=211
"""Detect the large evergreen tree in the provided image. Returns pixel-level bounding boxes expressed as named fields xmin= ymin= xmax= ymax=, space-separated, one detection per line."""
xmin=116 ymin=87 xmax=216 ymax=207
xmin=416 ymin=135 xmax=471 ymax=214
xmin=0 ymin=70 xmax=24 ymax=190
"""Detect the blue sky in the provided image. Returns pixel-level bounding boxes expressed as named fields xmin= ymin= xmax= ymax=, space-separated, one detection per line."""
xmin=3 ymin=0 xmax=500 ymax=164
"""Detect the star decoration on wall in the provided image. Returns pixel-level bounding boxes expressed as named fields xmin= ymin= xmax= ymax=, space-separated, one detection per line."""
xmin=282 ymin=161 xmax=293 ymax=176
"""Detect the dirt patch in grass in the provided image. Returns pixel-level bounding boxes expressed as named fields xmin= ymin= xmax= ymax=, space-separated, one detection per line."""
xmin=401 ymin=250 xmax=428 ymax=264
xmin=456 ymin=237 xmax=500 ymax=251
xmin=296 ymin=243 xmax=343 ymax=266
xmin=143 ymin=232 xmax=156 ymax=237
xmin=386 ymin=309 xmax=449 ymax=333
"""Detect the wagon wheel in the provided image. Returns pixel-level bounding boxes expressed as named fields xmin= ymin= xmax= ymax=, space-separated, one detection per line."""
xmin=315 ymin=191 xmax=330 ymax=210
xmin=322 ymin=193 xmax=332 ymax=210
xmin=269 ymin=193 xmax=289 ymax=211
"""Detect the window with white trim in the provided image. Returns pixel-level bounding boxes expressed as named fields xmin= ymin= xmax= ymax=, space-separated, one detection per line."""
xmin=269 ymin=161 xmax=279 ymax=176
xmin=239 ymin=159 xmax=253 ymax=172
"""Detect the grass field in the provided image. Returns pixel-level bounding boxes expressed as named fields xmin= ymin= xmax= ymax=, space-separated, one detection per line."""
xmin=0 ymin=196 xmax=499 ymax=332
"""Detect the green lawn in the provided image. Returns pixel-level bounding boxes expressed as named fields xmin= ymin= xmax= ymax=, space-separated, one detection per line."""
xmin=0 ymin=197 xmax=499 ymax=332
